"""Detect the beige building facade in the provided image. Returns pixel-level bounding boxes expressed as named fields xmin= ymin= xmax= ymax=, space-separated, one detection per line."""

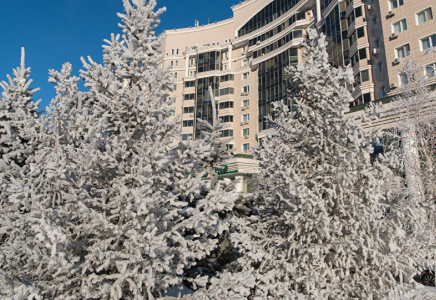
xmin=158 ymin=0 xmax=435 ymax=189
xmin=159 ymin=0 xmax=317 ymax=155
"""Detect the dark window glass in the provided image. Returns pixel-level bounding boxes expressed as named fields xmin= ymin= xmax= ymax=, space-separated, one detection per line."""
xmin=182 ymin=134 xmax=193 ymax=141
xmin=183 ymin=120 xmax=194 ymax=127
xmin=238 ymin=0 xmax=301 ymax=37
xmin=219 ymin=129 xmax=233 ymax=137
xmin=361 ymin=70 xmax=369 ymax=82
xmin=184 ymin=81 xmax=195 ymax=87
xmin=359 ymin=48 xmax=367 ymax=60
xmin=321 ymin=5 xmax=344 ymax=67
xmin=195 ymin=76 xmax=219 ymax=138
xmin=258 ymin=49 xmax=297 ymax=131
xmin=293 ymin=30 xmax=303 ymax=38
xmin=219 ymin=101 xmax=234 ymax=109
xmin=220 ymin=115 xmax=234 ymax=123
xmin=219 ymin=87 xmax=234 ymax=96
xmin=363 ymin=93 xmax=371 ymax=103
xmin=220 ymin=74 xmax=234 ymax=82
xmin=197 ymin=51 xmax=221 ymax=73
xmin=296 ymin=12 xmax=305 ymax=20
xmin=355 ymin=6 xmax=362 ymax=18
xmin=184 ymin=93 xmax=195 ymax=100
xmin=357 ymin=27 xmax=365 ymax=38
xmin=183 ymin=106 xmax=194 ymax=114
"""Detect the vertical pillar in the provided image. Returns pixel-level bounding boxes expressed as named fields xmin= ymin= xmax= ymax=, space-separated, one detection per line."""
xmin=185 ymin=54 xmax=189 ymax=77
xmin=227 ymin=45 xmax=232 ymax=70
xmin=316 ymin=0 xmax=322 ymax=24
xmin=235 ymin=176 xmax=244 ymax=193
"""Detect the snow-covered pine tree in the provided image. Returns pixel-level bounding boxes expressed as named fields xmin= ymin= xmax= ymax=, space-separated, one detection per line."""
xmin=0 ymin=47 xmax=41 ymax=171
xmin=381 ymin=51 xmax=436 ymax=284
xmin=234 ymin=29 xmax=416 ymax=299
xmin=2 ymin=1 xmax=242 ymax=298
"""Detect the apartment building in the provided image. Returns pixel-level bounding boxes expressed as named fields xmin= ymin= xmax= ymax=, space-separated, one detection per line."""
xmin=378 ymin=0 xmax=436 ymax=94
xmin=159 ymin=0 xmax=317 ymax=156
xmin=158 ymin=0 xmax=435 ymax=189
xmin=320 ymin=0 xmax=436 ymax=105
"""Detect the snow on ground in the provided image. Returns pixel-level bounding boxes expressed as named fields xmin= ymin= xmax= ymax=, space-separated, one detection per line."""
xmin=393 ymin=284 xmax=436 ymax=299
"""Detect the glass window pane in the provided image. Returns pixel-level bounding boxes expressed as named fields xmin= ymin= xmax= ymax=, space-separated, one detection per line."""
xmin=361 ymin=70 xmax=369 ymax=82
xmin=426 ymin=65 xmax=435 ymax=78
xmin=393 ymin=22 xmax=401 ymax=33
xmin=431 ymin=35 xmax=436 ymax=47
xmin=402 ymin=19 xmax=407 ymax=30
xmin=397 ymin=47 xmax=405 ymax=58
xmin=418 ymin=11 xmax=426 ymax=24
xmin=422 ymin=37 xmax=431 ymax=50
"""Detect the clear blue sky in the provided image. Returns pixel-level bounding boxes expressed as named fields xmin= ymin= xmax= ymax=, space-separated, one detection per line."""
xmin=0 ymin=0 xmax=239 ymax=111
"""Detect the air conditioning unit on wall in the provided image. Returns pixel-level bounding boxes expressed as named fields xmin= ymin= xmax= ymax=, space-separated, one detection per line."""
xmin=390 ymin=82 xmax=398 ymax=89
xmin=387 ymin=10 xmax=395 ymax=17
xmin=390 ymin=32 xmax=399 ymax=39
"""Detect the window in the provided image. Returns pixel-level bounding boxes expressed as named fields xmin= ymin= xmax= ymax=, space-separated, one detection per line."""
xmin=174 ymin=72 xmax=178 ymax=78
xmin=226 ymin=144 xmax=234 ymax=150
xmin=168 ymin=111 xmax=175 ymax=116
xmin=242 ymin=113 xmax=250 ymax=122
xmin=171 ymin=49 xmax=175 ymax=55
xmin=376 ymin=61 xmax=383 ymax=75
xmin=219 ymin=87 xmax=234 ymax=96
xmin=426 ymin=62 xmax=436 ymax=78
xmin=379 ymin=86 xmax=387 ymax=98
xmin=223 ymin=64 xmax=228 ymax=70
xmin=374 ymin=39 xmax=380 ymax=49
xmin=220 ymin=74 xmax=234 ymax=82
xmin=389 ymin=0 xmax=404 ymax=10
xmin=242 ymin=72 xmax=249 ymax=80
xmin=242 ymin=85 xmax=250 ymax=93
xmin=355 ymin=6 xmax=363 ymax=18
xmin=357 ymin=27 xmax=365 ymax=39
xmin=189 ymin=71 xmax=194 ymax=76
xmin=220 ymin=115 xmax=233 ymax=123
xmin=184 ymin=93 xmax=195 ymax=100
xmin=219 ymin=101 xmax=234 ymax=109
xmin=361 ymin=70 xmax=370 ymax=82
xmin=363 ymin=93 xmax=371 ymax=103
xmin=417 ymin=8 xmax=433 ymax=25
xmin=392 ymin=19 xmax=407 ymax=33
xmin=175 ymin=61 xmax=178 ymax=67
xmin=183 ymin=120 xmax=194 ymax=127
xmin=371 ymin=17 xmax=377 ymax=29
xmin=176 ymin=49 xmax=179 ymax=55
xmin=242 ymin=143 xmax=250 ymax=151
xmin=182 ymin=133 xmax=193 ymax=141
xmin=242 ymin=128 xmax=250 ymax=136
xmin=183 ymin=107 xmax=194 ymax=114
xmin=242 ymin=99 xmax=250 ymax=107
xmin=359 ymin=48 xmax=367 ymax=60
xmin=223 ymin=52 xmax=228 ymax=60
xmin=184 ymin=81 xmax=195 ymax=88
xmin=420 ymin=34 xmax=436 ymax=51
xmin=242 ymin=59 xmax=249 ymax=67
xmin=396 ymin=44 xmax=410 ymax=58
xmin=219 ymin=129 xmax=233 ymax=137
xmin=170 ymin=61 xmax=174 ymax=67
xmin=399 ymin=73 xmax=408 ymax=86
